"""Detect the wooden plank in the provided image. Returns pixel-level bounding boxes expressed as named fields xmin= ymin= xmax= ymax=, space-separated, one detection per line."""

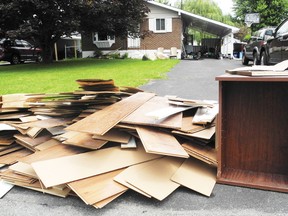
xmin=122 ymin=96 xmax=182 ymax=129
xmin=66 ymin=92 xmax=155 ymax=135
xmin=0 ymin=148 xmax=32 ymax=165
xmin=125 ymin=156 xmax=184 ymax=201
xmin=18 ymin=143 xmax=87 ymax=165
xmin=68 ymin=169 xmax=128 ymax=205
xmin=93 ymin=191 xmax=126 ymax=209
xmin=182 ymin=142 xmax=217 ymax=167
xmin=136 ymin=126 xmax=189 ymax=158
xmin=31 ymin=145 xmax=162 ymax=188
xmin=92 ymin=128 xmax=131 ymax=143
xmin=19 ymin=117 xmax=73 ymax=129
xmin=171 ymin=157 xmax=217 ymax=197
xmin=113 ymin=162 xmax=154 ymax=198
xmin=62 ymin=131 xmax=108 ymax=150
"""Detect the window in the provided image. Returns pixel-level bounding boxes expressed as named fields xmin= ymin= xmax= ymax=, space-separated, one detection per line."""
xmin=156 ymin=19 xmax=165 ymax=31
xmin=93 ymin=32 xmax=115 ymax=48
xmin=149 ymin=18 xmax=172 ymax=33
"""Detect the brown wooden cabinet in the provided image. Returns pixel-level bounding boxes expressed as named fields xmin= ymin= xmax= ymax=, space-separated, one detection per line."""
xmin=216 ymin=74 xmax=288 ymax=192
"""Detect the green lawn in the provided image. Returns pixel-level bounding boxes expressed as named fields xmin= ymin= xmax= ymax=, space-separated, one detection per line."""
xmin=0 ymin=58 xmax=179 ymax=95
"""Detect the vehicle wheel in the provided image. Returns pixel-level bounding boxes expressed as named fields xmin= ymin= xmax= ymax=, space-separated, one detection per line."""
xmin=10 ymin=54 xmax=20 ymax=65
xmin=253 ymin=53 xmax=260 ymax=65
xmin=242 ymin=54 xmax=249 ymax=65
xmin=36 ymin=53 xmax=43 ymax=63
xmin=260 ymin=51 xmax=268 ymax=65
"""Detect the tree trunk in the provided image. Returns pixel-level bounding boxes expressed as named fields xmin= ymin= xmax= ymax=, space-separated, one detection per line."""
xmin=41 ymin=41 xmax=54 ymax=64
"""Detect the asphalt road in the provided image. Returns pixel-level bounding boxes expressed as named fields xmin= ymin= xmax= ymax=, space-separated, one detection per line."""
xmin=1 ymin=58 xmax=288 ymax=216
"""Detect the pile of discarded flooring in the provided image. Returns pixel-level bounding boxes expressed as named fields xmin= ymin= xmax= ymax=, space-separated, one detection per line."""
xmin=0 ymin=79 xmax=218 ymax=208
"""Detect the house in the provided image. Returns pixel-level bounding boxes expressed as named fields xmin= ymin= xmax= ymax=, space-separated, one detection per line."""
xmin=81 ymin=1 xmax=239 ymax=59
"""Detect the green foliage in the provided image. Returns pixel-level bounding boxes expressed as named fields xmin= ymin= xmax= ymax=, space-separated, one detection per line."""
xmin=176 ymin=0 xmax=237 ymax=43
xmin=0 ymin=59 xmax=179 ymax=94
xmin=233 ymin=0 xmax=288 ymax=32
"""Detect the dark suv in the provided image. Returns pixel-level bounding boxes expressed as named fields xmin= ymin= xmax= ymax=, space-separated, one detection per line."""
xmin=242 ymin=27 xmax=275 ymax=65
xmin=261 ymin=18 xmax=288 ymax=65
xmin=0 ymin=39 xmax=42 ymax=64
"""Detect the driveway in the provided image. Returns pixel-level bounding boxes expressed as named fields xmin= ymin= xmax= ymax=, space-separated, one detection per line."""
xmin=1 ymin=58 xmax=288 ymax=216
xmin=140 ymin=58 xmax=242 ymax=100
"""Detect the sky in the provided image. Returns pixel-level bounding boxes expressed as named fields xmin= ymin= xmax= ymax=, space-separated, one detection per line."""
xmin=169 ymin=0 xmax=234 ymax=15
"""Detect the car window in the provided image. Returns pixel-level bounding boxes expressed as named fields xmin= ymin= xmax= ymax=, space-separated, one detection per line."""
xmin=15 ymin=40 xmax=24 ymax=47
xmin=22 ymin=40 xmax=32 ymax=47
xmin=276 ymin=20 xmax=288 ymax=37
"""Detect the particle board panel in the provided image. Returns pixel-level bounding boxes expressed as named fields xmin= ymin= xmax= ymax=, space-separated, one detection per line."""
xmin=136 ymin=126 xmax=189 ymax=158
xmin=122 ymin=96 xmax=182 ymax=129
xmin=31 ymin=145 xmax=162 ymax=188
xmin=171 ymin=157 xmax=217 ymax=197
xmin=65 ymin=92 xmax=155 ymax=135
xmin=68 ymin=169 xmax=128 ymax=205
xmin=125 ymin=156 xmax=184 ymax=201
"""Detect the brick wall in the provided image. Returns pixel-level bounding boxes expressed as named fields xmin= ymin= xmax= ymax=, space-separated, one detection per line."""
xmin=140 ymin=18 xmax=182 ymax=50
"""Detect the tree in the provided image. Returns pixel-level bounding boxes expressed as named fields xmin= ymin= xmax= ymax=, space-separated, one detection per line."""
xmin=173 ymin=0 xmax=236 ymax=44
xmin=233 ymin=0 xmax=288 ymax=31
xmin=0 ymin=0 xmax=149 ymax=63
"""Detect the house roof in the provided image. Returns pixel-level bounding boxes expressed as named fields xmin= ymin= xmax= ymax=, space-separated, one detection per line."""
xmin=147 ymin=1 xmax=239 ymax=37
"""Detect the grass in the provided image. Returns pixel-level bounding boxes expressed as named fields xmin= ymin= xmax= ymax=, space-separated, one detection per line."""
xmin=0 ymin=58 xmax=179 ymax=94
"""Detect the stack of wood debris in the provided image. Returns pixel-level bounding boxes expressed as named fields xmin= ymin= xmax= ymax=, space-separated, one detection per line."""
xmin=0 ymin=79 xmax=218 ymax=208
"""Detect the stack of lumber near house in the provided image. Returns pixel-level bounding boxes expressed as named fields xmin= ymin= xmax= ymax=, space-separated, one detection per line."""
xmin=0 ymin=79 xmax=218 ymax=208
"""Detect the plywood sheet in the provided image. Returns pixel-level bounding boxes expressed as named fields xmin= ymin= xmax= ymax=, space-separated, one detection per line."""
xmin=125 ymin=156 xmax=184 ymax=201
xmin=122 ymin=96 xmax=182 ymax=129
xmin=171 ymin=157 xmax=216 ymax=197
xmin=68 ymin=169 xmax=127 ymax=205
xmin=136 ymin=126 xmax=189 ymax=158
xmin=31 ymin=145 xmax=161 ymax=188
xmin=66 ymin=92 xmax=155 ymax=135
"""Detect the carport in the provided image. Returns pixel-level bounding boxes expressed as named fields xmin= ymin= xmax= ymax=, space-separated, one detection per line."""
xmin=149 ymin=1 xmax=240 ymax=58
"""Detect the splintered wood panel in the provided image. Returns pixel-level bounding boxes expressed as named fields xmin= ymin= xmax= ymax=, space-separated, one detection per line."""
xmin=31 ymin=145 xmax=161 ymax=188
xmin=125 ymin=156 xmax=184 ymax=201
xmin=68 ymin=169 xmax=127 ymax=205
xmin=171 ymin=157 xmax=216 ymax=197
xmin=216 ymin=75 xmax=288 ymax=192
xmin=65 ymin=92 xmax=155 ymax=135
xmin=136 ymin=126 xmax=189 ymax=158
xmin=122 ymin=96 xmax=182 ymax=129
